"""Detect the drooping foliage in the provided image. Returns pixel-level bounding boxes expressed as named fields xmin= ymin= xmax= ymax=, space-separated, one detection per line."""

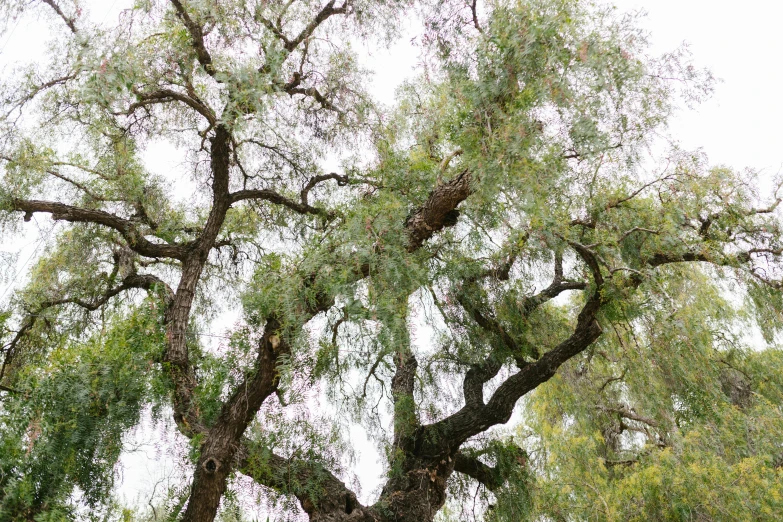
xmin=0 ymin=304 xmax=165 ymax=520
xmin=0 ymin=0 xmax=781 ymax=521
xmin=517 ymin=266 xmax=783 ymax=521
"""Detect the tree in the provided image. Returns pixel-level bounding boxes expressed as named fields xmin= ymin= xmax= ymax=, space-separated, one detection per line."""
xmin=0 ymin=0 xmax=781 ymax=521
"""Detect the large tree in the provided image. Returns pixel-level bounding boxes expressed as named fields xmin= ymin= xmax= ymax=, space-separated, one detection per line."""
xmin=0 ymin=0 xmax=781 ymax=521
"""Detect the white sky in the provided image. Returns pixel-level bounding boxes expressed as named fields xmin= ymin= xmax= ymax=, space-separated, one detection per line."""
xmin=1 ymin=0 xmax=782 ymax=519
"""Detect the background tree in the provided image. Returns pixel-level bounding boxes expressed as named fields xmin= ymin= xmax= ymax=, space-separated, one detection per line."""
xmin=0 ymin=1 xmax=781 ymax=521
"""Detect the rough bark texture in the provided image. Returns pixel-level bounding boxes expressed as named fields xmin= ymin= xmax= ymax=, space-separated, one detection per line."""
xmin=405 ymin=169 xmax=471 ymax=251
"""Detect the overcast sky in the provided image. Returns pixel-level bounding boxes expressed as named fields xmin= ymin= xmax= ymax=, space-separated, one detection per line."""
xmin=1 ymin=0 xmax=782 ymax=518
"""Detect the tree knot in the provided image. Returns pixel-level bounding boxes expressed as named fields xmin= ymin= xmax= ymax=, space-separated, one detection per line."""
xmin=203 ymin=457 xmax=221 ymax=474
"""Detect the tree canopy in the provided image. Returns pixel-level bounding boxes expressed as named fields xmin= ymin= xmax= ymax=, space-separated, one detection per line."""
xmin=0 ymin=0 xmax=781 ymax=521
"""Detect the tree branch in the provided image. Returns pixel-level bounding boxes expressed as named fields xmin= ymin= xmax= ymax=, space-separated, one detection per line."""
xmin=229 ymin=188 xmax=333 ymax=218
xmin=284 ymin=1 xmax=351 ymax=53
xmin=41 ymin=0 xmax=77 ymax=33
xmin=238 ymin=443 xmax=371 ymax=520
xmin=169 ymin=0 xmax=216 ymax=76
xmin=418 ymin=289 xmax=603 ymax=456
xmin=0 ymin=272 xmax=172 ymax=385
xmin=286 ymin=86 xmax=343 ymax=113
xmin=406 ymin=169 xmax=472 ymax=251
xmin=7 ymin=199 xmax=188 ymax=260
xmin=120 ymin=88 xmax=216 ymax=124
xmin=300 ymin=172 xmax=349 ymax=206
xmin=469 ymin=0 xmax=484 ymax=34
xmin=453 ymin=452 xmax=505 ymax=491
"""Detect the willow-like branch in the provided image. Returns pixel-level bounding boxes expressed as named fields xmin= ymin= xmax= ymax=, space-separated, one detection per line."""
xmin=0 ymin=272 xmax=172 ymax=385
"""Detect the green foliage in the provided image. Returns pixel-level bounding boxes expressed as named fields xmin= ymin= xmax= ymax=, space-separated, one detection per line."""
xmin=0 ymin=0 xmax=780 ymax=520
xmin=520 ymin=268 xmax=783 ymax=521
xmin=0 ymin=305 xmax=165 ymax=520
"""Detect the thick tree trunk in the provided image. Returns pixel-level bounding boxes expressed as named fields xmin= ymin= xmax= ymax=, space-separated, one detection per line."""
xmin=179 ymin=164 xmax=473 ymax=522
xmin=302 ymin=456 xmax=453 ymax=522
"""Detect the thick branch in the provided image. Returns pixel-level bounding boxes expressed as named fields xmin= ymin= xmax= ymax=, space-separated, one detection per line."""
xmin=418 ymin=292 xmax=603 ymax=456
xmin=120 ymin=88 xmax=216 ymax=124
xmin=453 ymin=452 xmax=505 ymax=492
xmin=459 ymin=252 xmax=586 ymax=406
xmin=238 ymin=444 xmax=372 ymax=521
xmin=406 ymin=169 xmax=472 ymax=251
xmin=170 ymin=0 xmax=216 ymax=76
xmin=181 ymin=318 xmax=288 ymax=521
xmin=462 ymin=355 xmax=503 ymax=408
xmin=391 ymin=346 xmax=419 ymax=448
xmin=164 ymin=125 xmax=233 ymax=436
xmin=8 ymin=199 xmax=188 ymax=260
xmin=229 ymin=188 xmax=332 ymax=218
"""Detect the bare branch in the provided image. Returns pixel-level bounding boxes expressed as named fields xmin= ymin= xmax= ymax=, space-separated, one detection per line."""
xmin=286 ymin=85 xmax=343 ymax=113
xmin=285 ymin=1 xmax=351 ymax=53
xmin=596 ymin=404 xmax=659 ymax=428
xmin=518 ymin=251 xmax=588 ymax=315
xmin=469 ymin=0 xmax=484 ymax=34
xmin=3 ymin=74 xmax=76 ymax=117
xmin=300 ymin=172 xmax=349 ymax=206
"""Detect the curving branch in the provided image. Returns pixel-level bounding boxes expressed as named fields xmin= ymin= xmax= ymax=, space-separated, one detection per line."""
xmin=118 ymin=88 xmax=217 ymax=125
xmin=458 ymin=251 xmax=587 ymax=406
xmin=300 ymin=173 xmax=349 ymax=206
xmin=286 ymin=85 xmax=343 ymax=113
xmin=418 ymin=291 xmax=603 ymax=457
xmin=260 ymin=0 xmax=353 ymax=54
xmin=229 ymin=188 xmax=333 ymax=218
xmin=596 ymin=404 xmax=659 ymax=428
xmin=41 ymin=0 xmax=77 ymax=33
xmin=36 ymin=273 xmax=173 ymax=312
xmin=8 ymin=199 xmax=188 ymax=259
xmin=2 ymin=74 xmax=76 ymax=118
xmin=454 ymin=452 xmax=507 ymax=492
xmin=518 ymin=251 xmax=588 ymax=314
